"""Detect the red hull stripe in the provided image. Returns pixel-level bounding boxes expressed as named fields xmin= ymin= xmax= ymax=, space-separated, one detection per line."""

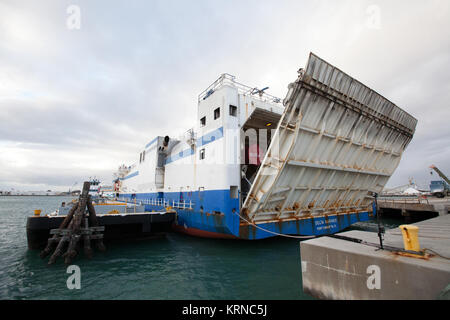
xmin=172 ymin=224 xmax=238 ymax=239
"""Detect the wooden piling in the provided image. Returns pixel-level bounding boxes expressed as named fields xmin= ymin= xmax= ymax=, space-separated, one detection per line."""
xmin=43 ymin=181 xmax=105 ymax=265
xmin=40 ymin=202 xmax=78 ymax=259
xmin=87 ymin=196 xmax=106 ymax=252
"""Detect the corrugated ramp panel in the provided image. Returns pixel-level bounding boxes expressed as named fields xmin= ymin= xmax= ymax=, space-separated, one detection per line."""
xmin=242 ymin=53 xmax=417 ymax=223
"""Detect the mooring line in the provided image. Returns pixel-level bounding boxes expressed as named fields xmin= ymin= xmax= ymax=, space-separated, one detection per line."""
xmin=423 ymin=248 xmax=450 ymax=260
xmin=232 ymin=211 xmax=316 ymax=239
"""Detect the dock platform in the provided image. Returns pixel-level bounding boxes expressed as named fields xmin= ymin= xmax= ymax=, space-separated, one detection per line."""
xmin=300 ymin=214 xmax=450 ymax=299
xmin=378 ymin=196 xmax=449 ymax=218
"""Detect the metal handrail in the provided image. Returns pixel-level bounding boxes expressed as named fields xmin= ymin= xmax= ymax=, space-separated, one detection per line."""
xmin=119 ymin=197 xmax=194 ymax=210
xmin=198 ymin=73 xmax=283 ymax=104
xmin=379 ymin=195 xmax=430 ymax=205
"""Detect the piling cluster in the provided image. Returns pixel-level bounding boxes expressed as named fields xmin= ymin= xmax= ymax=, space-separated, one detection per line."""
xmin=40 ymin=181 xmax=106 ymax=265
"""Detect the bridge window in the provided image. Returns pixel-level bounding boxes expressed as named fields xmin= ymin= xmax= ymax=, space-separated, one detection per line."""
xmin=229 ymin=105 xmax=237 ymax=117
xmin=200 ymin=116 xmax=206 ymax=127
xmin=214 ymin=107 xmax=220 ymax=120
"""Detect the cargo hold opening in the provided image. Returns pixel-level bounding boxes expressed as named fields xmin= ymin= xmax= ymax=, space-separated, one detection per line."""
xmin=240 ymin=108 xmax=282 ymax=207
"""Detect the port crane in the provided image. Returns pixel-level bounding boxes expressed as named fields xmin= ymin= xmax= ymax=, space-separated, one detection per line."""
xmin=429 ymin=165 xmax=450 ymax=198
xmin=430 ymin=165 xmax=450 ymax=184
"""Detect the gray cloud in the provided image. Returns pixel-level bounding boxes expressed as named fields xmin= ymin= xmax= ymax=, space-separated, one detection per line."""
xmin=0 ymin=0 xmax=449 ymax=191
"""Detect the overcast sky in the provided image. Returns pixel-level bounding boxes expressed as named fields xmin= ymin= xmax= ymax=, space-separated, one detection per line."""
xmin=0 ymin=0 xmax=449 ymax=192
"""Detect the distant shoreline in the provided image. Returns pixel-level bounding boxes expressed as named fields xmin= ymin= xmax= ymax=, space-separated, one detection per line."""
xmin=0 ymin=194 xmax=75 ymax=197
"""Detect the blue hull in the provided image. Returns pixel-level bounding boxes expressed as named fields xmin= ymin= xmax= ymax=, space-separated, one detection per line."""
xmin=119 ymin=189 xmax=375 ymax=239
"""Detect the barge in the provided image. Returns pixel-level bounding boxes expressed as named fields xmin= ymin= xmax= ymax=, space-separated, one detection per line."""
xmin=26 ymin=201 xmax=175 ymax=249
xmin=111 ymin=53 xmax=418 ymax=239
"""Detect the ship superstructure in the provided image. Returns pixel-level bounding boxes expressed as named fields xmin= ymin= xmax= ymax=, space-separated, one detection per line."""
xmin=115 ymin=53 xmax=417 ymax=239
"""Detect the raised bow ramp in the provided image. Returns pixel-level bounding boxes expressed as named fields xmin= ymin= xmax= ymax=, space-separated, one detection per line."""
xmin=242 ymin=53 xmax=417 ymax=224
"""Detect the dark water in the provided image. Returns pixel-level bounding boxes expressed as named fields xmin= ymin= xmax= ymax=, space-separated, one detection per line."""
xmin=0 ymin=196 xmax=405 ymax=300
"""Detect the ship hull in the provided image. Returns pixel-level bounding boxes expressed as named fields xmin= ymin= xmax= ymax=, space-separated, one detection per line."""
xmin=119 ymin=191 xmax=375 ymax=240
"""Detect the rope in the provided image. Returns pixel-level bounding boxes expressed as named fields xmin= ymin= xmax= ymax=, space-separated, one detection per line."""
xmin=423 ymin=248 xmax=450 ymax=260
xmin=235 ymin=209 xmax=450 ymax=259
xmin=232 ymin=210 xmax=316 ymax=239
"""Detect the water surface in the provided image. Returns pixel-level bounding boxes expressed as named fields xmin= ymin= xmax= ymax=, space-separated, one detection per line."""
xmin=0 ymin=196 xmax=404 ymax=300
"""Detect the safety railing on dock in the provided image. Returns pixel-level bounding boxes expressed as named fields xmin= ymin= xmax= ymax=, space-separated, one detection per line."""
xmin=378 ymin=195 xmax=430 ymax=205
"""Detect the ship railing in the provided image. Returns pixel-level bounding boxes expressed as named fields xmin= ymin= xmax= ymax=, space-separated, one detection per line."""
xmin=117 ymin=197 xmax=194 ymax=210
xmin=136 ymin=198 xmax=194 ymax=210
xmin=198 ymin=73 xmax=283 ymax=105
xmin=183 ymin=128 xmax=197 ymax=146
xmin=170 ymin=199 xmax=194 ymax=210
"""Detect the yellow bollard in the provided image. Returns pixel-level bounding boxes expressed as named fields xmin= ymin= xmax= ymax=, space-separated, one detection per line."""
xmin=34 ymin=209 xmax=41 ymax=216
xmin=399 ymin=225 xmax=420 ymax=252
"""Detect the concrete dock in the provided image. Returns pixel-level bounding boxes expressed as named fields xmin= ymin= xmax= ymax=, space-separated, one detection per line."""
xmin=300 ymin=214 xmax=450 ymax=299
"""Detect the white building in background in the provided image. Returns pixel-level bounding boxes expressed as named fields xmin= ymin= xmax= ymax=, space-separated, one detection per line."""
xmin=403 ymin=187 xmax=421 ymax=195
